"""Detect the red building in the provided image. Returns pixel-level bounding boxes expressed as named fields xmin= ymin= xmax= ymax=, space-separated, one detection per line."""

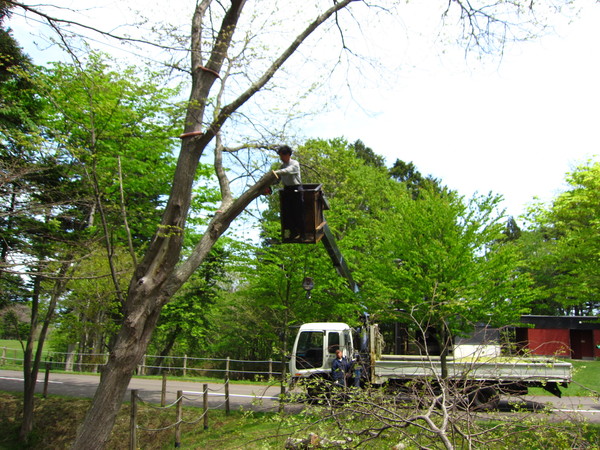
xmin=516 ymin=315 xmax=600 ymax=360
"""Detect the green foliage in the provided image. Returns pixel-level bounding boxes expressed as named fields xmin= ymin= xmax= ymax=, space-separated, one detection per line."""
xmin=0 ymin=15 xmax=43 ymax=279
xmin=49 ymin=246 xmax=132 ymax=353
xmin=522 ymin=161 xmax=600 ymax=315
xmin=1 ymin=50 xmax=198 ymax=359
xmin=0 ymin=2 xmax=37 ymax=135
xmin=389 ymin=158 xmax=445 ymax=199
xmin=298 ymin=137 xmax=404 ymax=266
xmin=0 ymin=305 xmax=30 ymax=340
xmin=202 ymin=138 xmax=394 ymax=360
xmin=37 ymin=52 xmax=183 ymax=245
xmin=350 ymin=139 xmax=386 ymax=169
xmin=363 ymin=183 xmax=533 ymax=336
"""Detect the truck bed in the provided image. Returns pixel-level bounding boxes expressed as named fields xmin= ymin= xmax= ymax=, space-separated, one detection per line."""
xmin=373 ymin=354 xmax=572 ymax=384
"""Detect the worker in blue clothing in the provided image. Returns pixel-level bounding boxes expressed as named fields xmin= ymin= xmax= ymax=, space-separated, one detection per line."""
xmin=352 ymin=353 xmax=362 ymax=388
xmin=331 ymin=349 xmax=351 ymax=387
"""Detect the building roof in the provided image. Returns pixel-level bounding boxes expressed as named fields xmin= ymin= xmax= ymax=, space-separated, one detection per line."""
xmin=520 ymin=315 xmax=600 ymax=330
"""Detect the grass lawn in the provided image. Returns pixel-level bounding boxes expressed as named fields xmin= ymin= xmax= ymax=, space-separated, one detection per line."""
xmin=528 ymin=358 xmax=600 ymax=397
xmin=0 ymin=340 xmax=25 ymax=350
xmin=0 ymin=340 xmax=26 ymax=365
xmin=0 ymin=391 xmax=598 ymax=449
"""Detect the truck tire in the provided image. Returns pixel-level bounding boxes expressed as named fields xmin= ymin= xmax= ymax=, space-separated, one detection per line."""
xmin=465 ymin=386 xmax=499 ymax=411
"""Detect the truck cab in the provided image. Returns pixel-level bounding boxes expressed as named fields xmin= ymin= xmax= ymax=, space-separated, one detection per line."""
xmin=290 ymin=323 xmax=354 ymax=380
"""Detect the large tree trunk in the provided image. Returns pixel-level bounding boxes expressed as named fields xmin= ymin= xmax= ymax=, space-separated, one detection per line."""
xmin=71 ymin=1 xmax=357 ymax=447
xmin=71 ymin=171 xmax=275 ymax=448
xmin=72 ymin=297 xmax=163 ymax=450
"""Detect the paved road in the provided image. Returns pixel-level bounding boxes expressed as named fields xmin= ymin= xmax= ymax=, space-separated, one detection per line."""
xmin=502 ymin=394 xmax=600 ymax=423
xmin=0 ymin=369 xmax=286 ymax=413
xmin=1 ymin=369 xmax=599 ymax=422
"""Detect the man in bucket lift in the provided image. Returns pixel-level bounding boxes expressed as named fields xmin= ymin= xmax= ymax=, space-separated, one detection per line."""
xmin=275 ymin=145 xmax=302 ymax=186
xmin=273 ymin=145 xmax=305 ymax=240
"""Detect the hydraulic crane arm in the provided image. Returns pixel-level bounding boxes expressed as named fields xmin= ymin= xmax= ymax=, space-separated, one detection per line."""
xmin=279 ymin=183 xmax=359 ymax=294
xmin=322 ymin=223 xmax=359 ymax=294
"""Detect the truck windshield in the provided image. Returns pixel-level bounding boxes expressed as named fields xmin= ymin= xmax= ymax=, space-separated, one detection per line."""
xmin=295 ymin=331 xmax=324 ymax=369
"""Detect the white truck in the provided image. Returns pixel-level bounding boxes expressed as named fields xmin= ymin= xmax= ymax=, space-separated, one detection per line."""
xmin=289 ymin=321 xmax=573 ymax=407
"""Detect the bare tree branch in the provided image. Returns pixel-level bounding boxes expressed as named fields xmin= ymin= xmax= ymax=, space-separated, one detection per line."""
xmin=7 ymin=0 xmax=186 ymax=52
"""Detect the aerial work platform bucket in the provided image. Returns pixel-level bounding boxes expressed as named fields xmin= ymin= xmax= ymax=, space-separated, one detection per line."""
xmin=280 ymin=183 xmax=329 ymax=244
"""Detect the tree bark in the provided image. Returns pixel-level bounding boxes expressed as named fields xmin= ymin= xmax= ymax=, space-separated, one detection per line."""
xmin=19 ymin=274 xmax=41 ymax=443
xmin=72 ymin=299 xmax=163 ymax=450
xmin=20 ymin=261 xmax=70 ymax=442
xmin=71 ymin=1 xmax=358 ymax=447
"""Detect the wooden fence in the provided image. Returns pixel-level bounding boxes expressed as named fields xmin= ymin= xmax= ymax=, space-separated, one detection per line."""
xmin=0 ymin=347 xmax=284 ymax=381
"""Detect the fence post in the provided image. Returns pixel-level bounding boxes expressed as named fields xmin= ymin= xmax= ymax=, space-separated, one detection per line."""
xmin=76 ymin=346 xmax=83 ymax=372
xmin=175 ymin=390 xmax=183 ymax=448
xmin=183 ymin=354 xmax=187 ymax=377
xmin=269 ymin=358 xmax=273 ymax=381
xmin=225 ymin=357 xmax=230 ymax=381
xmin=43 ymin=362 xmax=51 ymax=398
xmin=279 ymin=357 xmax=287 ymax=413
xmin=65 ymin=344 xmax=76 ymax=372
xmin=130 ymin=390 xmax=138 ymax=450
xmin=203 ymin=384 xmax=209 ymax=430
xmin=225 ymin=378 xmax=230 ymax=415
xmin=161 ymin=371 xmax=167 ymax=407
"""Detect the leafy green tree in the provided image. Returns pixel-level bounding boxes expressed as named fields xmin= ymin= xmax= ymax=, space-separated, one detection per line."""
xmin=39 ymin=53 xmax=182 ymax=247
xmin=298 ymin=138 xmax=398 ymax=247
xmin=216 ymin=226 xmax=355 ymax=362
xmin=36 ymin=52 xmax=185 ymax=336
xmin=389 ymin=159 xmax=445 ymax=199
xmin=513 ymin=229 xmax=561 ymax=315
xmin=0 ymin=21 xmax=87 ymax=438
xmin=49 ymin=246 xmax=130 ymax=355
xmin=503 ymin=216 xmax=522 ymax=241
xmin=0 ymin=0 xmax=37 ymax=134
xmin=219 ymin=138 xmax=409 ymax=360
xmin=0 ymin=0 xmax=42 ymax=307
xmin=0 ymin=50 xmax=185 ymax=441
xmin=364 ymin=187 xmax=533 ymax=375
xmin=350 ymin=139 xmax=386 ymax=169
xmin=522 ymin=161 xmax=600 ymax=315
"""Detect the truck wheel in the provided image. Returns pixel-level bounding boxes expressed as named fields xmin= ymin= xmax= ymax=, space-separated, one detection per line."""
xmin=465 ymin=387 xmax=499 ymax=411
